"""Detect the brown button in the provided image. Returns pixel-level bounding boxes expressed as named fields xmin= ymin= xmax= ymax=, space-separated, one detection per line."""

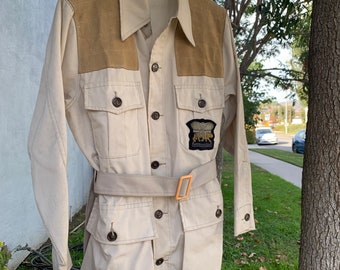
xmin=151 ymin=63 xmax=159 ymax=72
xmin=107 ymin=231 xmax=117 ymax=242
xmin=151 ymin=161 xmax=160 ymax=169
xmin=198 ymin=99 xmax=206 ymax=108
xmin=244 ymin=213 xmax=250 ymax=221
xmin=112 ymin=97 xmax=122 ymax=107
xmin=155 ymin=258 xmax=164 ymax=266
xmin=154 ymin=210 xmax=163 ymax=219
xmin=151 ymin=111 xmax=160 ymax=120
xmin=215 ymin=209 xmax=222 ymax=218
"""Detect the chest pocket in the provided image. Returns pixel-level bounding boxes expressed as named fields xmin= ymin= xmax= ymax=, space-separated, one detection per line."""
xmin=175 ymin=85 xmax=224 ymax=152
xmin=84 ymin=82 xmax=144 ymax=159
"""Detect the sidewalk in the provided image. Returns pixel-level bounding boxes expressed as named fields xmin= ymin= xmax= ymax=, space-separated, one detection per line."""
xmin=248 ymin=149 xmax=302 ymax=188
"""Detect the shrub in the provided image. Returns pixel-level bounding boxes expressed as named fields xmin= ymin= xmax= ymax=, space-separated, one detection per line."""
xmin=274 ymin=124 xmax=306 ymax=134
xmin=0 ymin=241 xmax=11 ymax=270
xmin=245 ymin=124 xmax=256 ymax=144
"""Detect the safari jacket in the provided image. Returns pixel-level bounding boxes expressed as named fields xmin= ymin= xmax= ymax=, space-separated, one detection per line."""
xmin=28 ymin=0 xmax=255 ymax=269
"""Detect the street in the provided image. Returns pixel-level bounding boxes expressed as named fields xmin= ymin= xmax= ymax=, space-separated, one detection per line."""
xmin=251 ymin=132 xmax=294 ymax=152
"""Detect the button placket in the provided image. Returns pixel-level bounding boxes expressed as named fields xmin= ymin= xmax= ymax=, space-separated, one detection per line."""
xmin=151 ymin=62 xmax=160 ymax=72
xmin=148 ymin=55 xmax=166 ymax=176
xmin=151 ymin=111 xmax=161 ymax=120
xmin=147 ymin=23 xmax=177 ymax=266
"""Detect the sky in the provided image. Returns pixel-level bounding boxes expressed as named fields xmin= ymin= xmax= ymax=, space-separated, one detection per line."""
xmin=263 ymin=48 xmax=293 ymax=102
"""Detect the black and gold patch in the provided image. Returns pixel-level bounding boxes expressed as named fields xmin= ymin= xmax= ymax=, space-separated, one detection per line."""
xmin=186 ymin=119 xmax=216 ymax=150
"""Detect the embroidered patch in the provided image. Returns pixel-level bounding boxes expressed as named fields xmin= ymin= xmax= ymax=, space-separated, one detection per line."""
xmin=186 ymin=119 xmax=216 ymax=150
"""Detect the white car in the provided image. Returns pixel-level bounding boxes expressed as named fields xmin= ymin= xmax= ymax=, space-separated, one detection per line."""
xmin=255 ymin=127 xmax=278 ymax=145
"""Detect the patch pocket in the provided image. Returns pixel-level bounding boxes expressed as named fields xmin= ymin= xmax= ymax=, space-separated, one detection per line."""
xmin=84 ymin=82 xmax=144 ymax=159
xmin=180 ymin=189 xmax=224 ymax=270
xmin=174 ymin=85 xmax=224 ymax=151
xmin=86 ymin=197 xmax=156 ymax=245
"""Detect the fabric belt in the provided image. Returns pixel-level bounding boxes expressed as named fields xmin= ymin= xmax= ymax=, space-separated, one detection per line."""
xmin=94 ymin=159 xmax=217 ymax=200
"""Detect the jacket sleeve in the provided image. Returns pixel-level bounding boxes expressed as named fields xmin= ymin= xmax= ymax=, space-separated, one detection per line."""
xmin=28 ymin=1 xmax=74 ymax=269
xmin=221 ymin=16 xmax=256 ymax=236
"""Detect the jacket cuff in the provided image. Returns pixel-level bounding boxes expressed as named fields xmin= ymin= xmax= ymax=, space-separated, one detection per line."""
xmin=234 ymin=203 xmax=256 ymax=236
xmin=52 ymin=246 xmax=72 ymax=270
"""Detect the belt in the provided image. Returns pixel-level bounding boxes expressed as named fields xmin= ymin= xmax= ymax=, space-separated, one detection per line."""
xmin=94 ymin=159 xmax=217 ymax=201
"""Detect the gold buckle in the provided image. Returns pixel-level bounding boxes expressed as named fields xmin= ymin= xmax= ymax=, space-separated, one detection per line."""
xmin=175 ymin=174 xmax=193 ymax=201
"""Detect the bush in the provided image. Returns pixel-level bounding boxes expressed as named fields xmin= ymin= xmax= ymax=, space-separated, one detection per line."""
xmin=0 ymin=241 xmax=11 ymax=270
xmin=274 ymin=124 xmax=306 ymax=134
xmin=245 ymin=125 xmax=256 ymax=144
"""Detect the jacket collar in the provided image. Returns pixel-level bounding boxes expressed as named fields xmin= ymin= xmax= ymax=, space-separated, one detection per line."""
xmin=119 ymin=0 xmax=195 ymax=46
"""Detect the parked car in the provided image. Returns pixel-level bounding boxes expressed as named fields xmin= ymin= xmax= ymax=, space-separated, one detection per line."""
xmin=292 ymin=129 xmax=306 ymax=154
xmin=255 ymin=127 xmax=278 ymax=145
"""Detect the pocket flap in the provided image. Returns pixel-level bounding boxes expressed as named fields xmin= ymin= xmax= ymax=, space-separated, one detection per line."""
xmin=180 ymin=190 xmax=223 ymax=232
xmin=175 ymin=85 xmax=224 ymax=113
xmin=84 ymin=82 xmax=144 ymax=114
xmin=86 ymin=198 xmax=156 ymax=245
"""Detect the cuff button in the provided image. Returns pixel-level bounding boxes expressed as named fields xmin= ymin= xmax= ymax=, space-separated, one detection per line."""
xmin=244 ymin=213 xmax=250 ymax=221
xmin=215 ymin=209 xmax=222 ymax=218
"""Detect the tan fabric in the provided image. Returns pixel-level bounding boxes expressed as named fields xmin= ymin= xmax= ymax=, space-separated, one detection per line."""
xmin=175 ymin=0 xmax=226 ymax=77
xmin=28 ymin=0 xmax=255 ymax=269
xmin=70 ymin=0 xmax=139 ymax=73
xmin=93 ymin=160 xmax=217 ymax=197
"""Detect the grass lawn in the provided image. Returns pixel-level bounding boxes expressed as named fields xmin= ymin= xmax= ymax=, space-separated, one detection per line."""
xmin=222 ymin=153 xmax=301 ymax=269
xmin=249 ymin=148 xmax=304 ymax=168
xmin=18 ymin=152 xmax=301 ymax=270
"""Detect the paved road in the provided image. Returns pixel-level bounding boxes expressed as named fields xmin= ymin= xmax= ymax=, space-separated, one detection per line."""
xmin=249 ymin=132 xmax=303 ymax=188
xmin=252 ymin=132 xmax=294 ymax=152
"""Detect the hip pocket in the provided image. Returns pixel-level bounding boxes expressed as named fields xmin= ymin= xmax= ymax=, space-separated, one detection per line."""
xmin=86 ymin=196 xmax=156 ymax=245
xmin=83 ymin=196 xmax=156 ymax=269
xmin=84 ymin=82 xmax=144 ymax=159
xmin=179 ymin=187 xmax=224 ymax=270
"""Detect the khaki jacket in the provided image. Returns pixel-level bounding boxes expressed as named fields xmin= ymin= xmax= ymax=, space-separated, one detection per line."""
xmin=28 ymin=0 xmax=255 ymax=269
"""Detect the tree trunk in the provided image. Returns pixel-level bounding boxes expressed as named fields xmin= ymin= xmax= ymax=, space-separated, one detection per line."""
xmin=299 ymin=0 xmax=340 ymax=269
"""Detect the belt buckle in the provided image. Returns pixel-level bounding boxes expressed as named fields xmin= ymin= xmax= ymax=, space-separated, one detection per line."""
xmin=175 ymin=174 xmax=193 ymax=201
